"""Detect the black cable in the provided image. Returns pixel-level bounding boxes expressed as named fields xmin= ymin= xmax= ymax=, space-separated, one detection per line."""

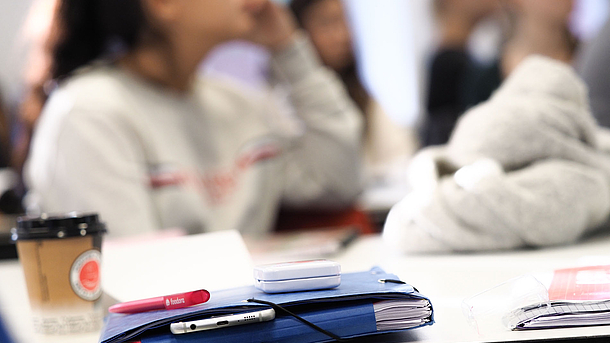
xmin=247 ymin=298 xmax=347 ymax=342
xmin=378 ymin=279 xmax=405 ymax=284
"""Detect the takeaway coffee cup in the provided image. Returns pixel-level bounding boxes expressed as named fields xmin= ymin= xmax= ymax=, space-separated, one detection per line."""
xmin=12 ymin=213 xmax=107 ymax=335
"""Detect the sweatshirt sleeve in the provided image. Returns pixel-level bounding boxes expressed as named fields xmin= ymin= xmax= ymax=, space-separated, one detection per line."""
xmin=383 ymin=158 xmax=610 ymax=253
xmin=25 ymin=100 xmax=159 ymax=238
xmin=269 ymin=33 xmax=364 ymax=207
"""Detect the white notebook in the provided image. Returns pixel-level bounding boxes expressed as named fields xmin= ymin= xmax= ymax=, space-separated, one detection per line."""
xmin=507 ymin=265 xmax=610 ymax=330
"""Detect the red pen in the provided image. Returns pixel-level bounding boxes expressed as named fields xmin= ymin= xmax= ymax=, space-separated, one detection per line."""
xmin=108 ymin=289 xmax=210 ymax=314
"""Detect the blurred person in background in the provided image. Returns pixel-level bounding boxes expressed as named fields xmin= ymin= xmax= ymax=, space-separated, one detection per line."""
xmin=0 ymin=93 xmax=12 ymax=172
xmin=499 ymin=0 xmax=577 ymax=79
xmin=289 ymin=0 xmax=419 ymax=184
xmin=0 ymin=90 xmax=24 ymax=215
xmin=422 ymin=0 xmax=500 ymax=147
xmin=578 ymin=17 xmax=610 ymax=128
xmin=460 ymin=0 xmax=578 ymax=108
xmin=423 ymin=0 xmax=577 ymax=147
xmin=12 ymin=0 xmax=58 ymax=179
xmin=24 ymin=0 xmax=364 ymax=237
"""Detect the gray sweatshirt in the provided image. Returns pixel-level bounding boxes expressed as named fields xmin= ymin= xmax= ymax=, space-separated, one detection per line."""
xmin=383 ymin=56 xmax=610 ymax=253
xmin=25 ymin=35 xmax=363 ymax=237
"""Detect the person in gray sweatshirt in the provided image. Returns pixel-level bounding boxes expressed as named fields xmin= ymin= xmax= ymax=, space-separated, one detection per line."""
xmin=24 ymin=0 xmax=364 ymax=237
xmin=384 ymin=56 xmax=610 ymax=253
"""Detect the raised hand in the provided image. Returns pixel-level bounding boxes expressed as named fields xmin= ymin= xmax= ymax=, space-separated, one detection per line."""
xmin=246 ymin=0 xmax=297 ymax=51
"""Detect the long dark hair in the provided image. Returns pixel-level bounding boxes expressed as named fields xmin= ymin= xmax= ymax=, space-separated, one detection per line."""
xmin=14 ymin=0 xmax=148 ymax=174
xmin=52 ymin=0 xmax=147 ymax=80
xmin=289 ymin=0 xmax=372 ymax=128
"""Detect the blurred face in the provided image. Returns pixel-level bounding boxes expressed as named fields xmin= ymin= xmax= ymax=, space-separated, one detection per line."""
xmin=514 ymin=0 xmax=574 ymax=25
xmin=143 ymin=0 xmax=266 ymax=43
xmin=301 ymin=0 xmax=353 ymax=72
xmin=440 ymin=0 xmax=500 ymax=22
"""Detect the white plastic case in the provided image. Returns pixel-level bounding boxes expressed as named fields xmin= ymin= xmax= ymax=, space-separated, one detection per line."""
xmin=253 ymin=260 xmax=341 ymax=293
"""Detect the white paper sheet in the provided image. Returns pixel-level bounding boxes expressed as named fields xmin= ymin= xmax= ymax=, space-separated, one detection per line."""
xmin=101 ymin=230 xmax=254 ymax=302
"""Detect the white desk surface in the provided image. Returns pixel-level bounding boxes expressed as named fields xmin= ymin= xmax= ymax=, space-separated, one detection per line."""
xmin=334 ymin=233 xmax=610 ymax=343
xmin=3 ymin=232 xmax=610 ymax=343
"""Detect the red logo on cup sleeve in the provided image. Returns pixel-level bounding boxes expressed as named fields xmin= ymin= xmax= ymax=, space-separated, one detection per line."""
xmin=80 ymin=260 xmax=100 ymax=291
xmin=70 ymin=250 xmax=102 ymax=301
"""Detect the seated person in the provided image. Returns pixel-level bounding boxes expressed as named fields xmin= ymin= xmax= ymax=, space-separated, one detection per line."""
xmin=289 ymin=0 xmax=419 ymax=183
xmin=384 ymin=56 xmax=610 ymax=253
xmin=24 ymin=0 xmax=364 ymax=237
xmin=0 ymin=90 xmax=22 ymax=260
xmin=423 ymin=0 xmax=499 ymax=147
xmin=423 ymin=0 xmax=577 ymax=147
xmin=0 ymin=91 xmax=23 ymax=216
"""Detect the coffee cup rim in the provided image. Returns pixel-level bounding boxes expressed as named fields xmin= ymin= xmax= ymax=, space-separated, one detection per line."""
xmin=12 ymin=212 xmax=107 ymax=241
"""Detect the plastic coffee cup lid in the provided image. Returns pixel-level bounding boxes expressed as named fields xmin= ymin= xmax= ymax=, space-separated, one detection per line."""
xmin=12 ymin=212 xmax=107 ymax=241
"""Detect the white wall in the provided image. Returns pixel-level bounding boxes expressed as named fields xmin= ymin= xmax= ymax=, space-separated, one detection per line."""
xmin=344 ymin=0 xmax=436 ymax=127
xmin=571 ymin=0 xmax=610 ymax=41
xmin=0 ymin=0 xmax=36 ymax=106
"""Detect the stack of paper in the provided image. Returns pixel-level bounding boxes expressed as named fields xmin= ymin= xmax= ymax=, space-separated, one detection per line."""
xmin=374 ymin=299 xmax=433 ymax=331
xmin=508 ymin=265 xmax=610 ymax=330
xmin=511 ymin=301 xmax=610 ymax=329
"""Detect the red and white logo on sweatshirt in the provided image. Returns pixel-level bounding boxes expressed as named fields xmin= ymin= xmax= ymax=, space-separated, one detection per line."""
xmin=149 ymin=138 xmax=281 ymax=205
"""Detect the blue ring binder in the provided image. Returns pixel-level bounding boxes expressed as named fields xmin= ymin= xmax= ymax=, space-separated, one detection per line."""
xmin=99 ymin=267 xmax=434 ymax=343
